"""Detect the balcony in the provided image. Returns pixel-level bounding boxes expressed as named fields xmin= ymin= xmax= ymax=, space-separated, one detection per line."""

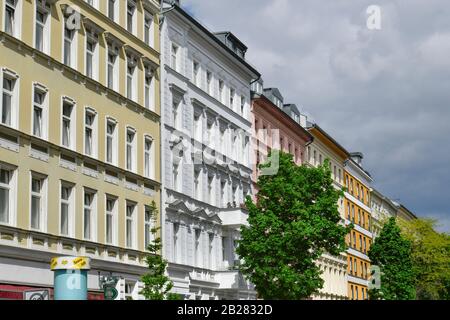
xmin=218 ymin=207 xmax=249 ymax=229
xmin=215 ymin=270 xmax=254 ymax=291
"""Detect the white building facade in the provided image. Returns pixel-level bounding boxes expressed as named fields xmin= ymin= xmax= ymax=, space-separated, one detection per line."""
xmin=160 ymin=4 xmax=260 ymax=300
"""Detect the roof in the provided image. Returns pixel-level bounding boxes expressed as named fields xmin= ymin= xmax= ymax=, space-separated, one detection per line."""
xmin=171 ymin=5 xmax=260 ymax=78
xmin=263 ymin=87 xmax=284 ymax=102
xmin=306 ymin=123 xmax=350 ymax=160
xmin=213 ymin=31 xmax=248 ymax=52
xmin=283 ymin=104 xmax=300 ymax=116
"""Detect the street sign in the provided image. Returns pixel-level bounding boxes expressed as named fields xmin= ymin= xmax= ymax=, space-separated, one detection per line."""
xmin=23 ymin=289 xmax=50 ymax=300
xmin=103 ymin=286 xmax=118 ymax=300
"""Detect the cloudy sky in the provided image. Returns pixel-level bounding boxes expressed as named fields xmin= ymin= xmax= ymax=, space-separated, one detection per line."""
xmin=182 ymin=0 xmax=450 ymax=232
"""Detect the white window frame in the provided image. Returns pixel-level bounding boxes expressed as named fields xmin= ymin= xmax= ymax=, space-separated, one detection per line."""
xmin=0 ymin=68 xmax=20 ymax=129
xmin=105 ymin=195 xmax=118 ymax=245
xmin=126 ymin=0 xmax=137 ymax=35
xmin=172 ymin=161 xmax=180 ymax=192
xmin=0 ymin=163 xmax=17 ymax=227
xmin=125 ymin=126 xmax=137 ymax=172
xmin=62 ymin=14 xmax=78 ymax=69
xmin=206 ymin=70 xmax=213 ymax=96
xmin=218 ymin=79 xmax=225 ymax=104
xmin=59 ymin=181 xmax=75 ymax=237
xmin=144 ymin=135 xmax=154 ymax=179
xmin=61 ymin=97 xmax=76 ymax=150
xmin=105 ymin=117 xmax=118 ymax=165
xmin=192 ymin=60 xmax=200 ymax=86
xmin=30 ymin=172 xmax=47 ymax=232
xmin=144 ymin=205 xmax=154 ymax=249
xmin=85 ymin=30 xmax=99 ymax=80
xmin=83 ymin=188 xmax=97 ymax=241
xmin=31 ymin=83 xmax=49 ymax=140
xmin=143 ymin=10 xmax=154 ymax=48
xmin=126 ymin=55 xmax=137 ymax=101
xmin=85 ymin=0 xmax=98 ymax=10
xmin=229 ymin=87 xmax=235 ymax=110
xmin=144 ymin=64 xmax=155 ymax=110
xmin=125 ymin=201 xmax=137 ymax=249
xmin=107 ymin=0 xmax=119 ymax=23
xmin=34 ymin=0 xmax=50 ymax=54
xmin=84 ymin=107 xmax=98 ymax=158
xmin=106 ymin=43 xmax=119 ymax=91
xmin=171 ymin=43 xmax=179 ymax=71
xmin=3 ymin=0 xmax=22 ymax=39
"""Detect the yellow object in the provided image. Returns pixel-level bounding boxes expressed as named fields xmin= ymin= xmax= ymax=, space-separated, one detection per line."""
xmin=51 ymin=256 xmax=91 ymax=270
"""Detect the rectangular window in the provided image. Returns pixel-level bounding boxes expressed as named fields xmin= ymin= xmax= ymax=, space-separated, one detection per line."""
xmin=207 ymin=175 xmax=214 ymax=205
xmin=194 ymin=168 xmax=201 ymax=200
xmin=195 ymin=229 xmax=201 ymax=266
xmin=84 ymin=109 xmax=97 ymax=157
xmin=171 ymin=44 xmax=178 ymax=71
xmin=192 ymin=61 xmax=200 ymax=86
xmin=144 ymin=66 xmax=154 ymax=110
xmin=85 ymin=37 xmax=96 ymax=79
xmin=106 ymin=119 xmax=117 ymax=165
xmin=4 ymin=0 xmax=17 ymax=36
xmin=172 ymin=99 xmax=179 ymax=129
xmin=126 ymin=128 xmax=136 ymax=172
xmin=144 ymin=11 xmax=153 ymax=47
xmin=32 ymin=86 xmax=48 ymax=138
xmin=105 ymin=196 xmax=116 ymax=244
xmin=61 ymin=99 xmax=75 ymax=149
xmin=35 ymin=3 xmax=50 ymax=53
xmin=63 ymin=16 xmax=76 ymax=68
xmin=206 ymin=71 xmax=212 ymax=95
xmin=126 ymin=56 xmax=136 ymax=100
xmin=172 ymin=162 xmax=179 ymax=191
xmin=1 ymin=76 xmax=16 ymax=127
xmin=126 ymin=202 xmax=136 ymax=248
xmin=0 ymin=168 xmax=12 ymax=224
xmin=240 ymin=96 xmax=245 ymax=116
xmin=83 ymin=189 xmax=95 ymax=241
xmin=144 ymin=206 xmax=153 ymax=249
xmin=218 ymin=80 xmax=224 ymax=103
xmin=127 ymin=1 xmax=136 ymax=34
xmin=107 ymin=45 xmax=118 ymax=90
xmin=144 ymin=136 xmax=153 ymax=178
xmin=108 ymin=0 xmax=117 ymax=21
xmin=60 ymin=183 xmax=73 ymax=236
xmin=208 ymin=233 xmax=214 ymax=269
xmin=229 ymin=88 xmax=235 ymax=109
xmin=30 ymin=175 xmax=45 ymax=230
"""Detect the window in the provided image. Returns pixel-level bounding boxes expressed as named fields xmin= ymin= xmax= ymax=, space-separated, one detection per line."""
xmin=30 ymin=174 xmax=46 ymax=230
xmin=194 ymin=113 xmax=202 ymax=141
xmin=61 ymin=99 xmax=75 ymax=149
xmin=171 ymin=43 xmax=178 ymax=71
xmin=240 ymin=96 xmax=245 ymax=116
xmin=192 ymin=61 xmax=200 ymax=86
xmin=208 ymin=233 xmax=214 ymax=269
xmin=126 ymin=56 xmax=137 ymax=101
xmin=144 ymin=65 xmax=154 ymax=110
xmin=108 ymin=0 xmax=116 ymax=21
xmin=105 ymin=196 xmax=116 ymax=245
xmin=144 ymin=11 xmax=154 ymax=47
xmin=207 ymin=175 xmax=214 ymax=205
xmin=35 ymin=2 xmax=50 ymax=53
xmin=173 ymin=223 xmax=179 ymax=262
xmin=144 ymin=206 xmax=153 ymax=249
xmin=4 ymin=0 xmax=19 ymax=37
xmin=194 ymin=168 xmax=201 ymax=200
xmin=195 ymin=229 xmax=201 ymax=266
xmin=144 ymin=136 xmax=153 ymax=178
xmin=206 ymin=71 xmax=212 ymax=95
xmin=86 ymin=0 xmax=98 ymax=8
xmin=349 ymin=257 xmax=353 ymax=273
xmin=0 ymin=168 xmax=13 ymax=224
xmin=107 ymin=45 xmax=119 ymax=90
xmin=351 ymin=285 xmax=354 ymax=300
xmin=218 ymin=80 xmax=224 ymax=103
xmin=85 ymin=32 xmax=99 ymax=80
xmin=229 ymin=88 xmax=235 ymax=109
xmin=363 ymin=237 xmax=367 ymax=253
xmin=172 ymin=162 xmax=179 ymax=191
xmin=60 ymin=183 xmax=73 ymax=236
xmin=83 ymin=189 xmax=96 ymax=241
xmin=126 ymin=128 xmax=136 ymax=172
xmin=220 ymin=180 xmax=226 ymax=207
xmin=313 ymin=150 xmax=317 ymax=165
xmin=126 ymin=202 xmax=136 ymax=248
xmin=106 ymin=118 xmax=117 ymax=165
xmin=319 ymin=154 xmax=322 ymax=165
xmin=1 ymin=73 xmax=18 ymax=127
xmin=84 ymin=109 xmax=97 ymax=157
xmin=63 ymin=15 xmax=76 ymax=68
xmin=222 ymin=236 xmax=227 ymax=262
xmin=359 ymin=235 xmax=363 ymax=251
xmin=172 ymin=98 xmax=180 ymax=129
xmin=127 ymin=1 xmax=136 ymax=34
xmin=32 ymin=84 xmax=48 ymax=139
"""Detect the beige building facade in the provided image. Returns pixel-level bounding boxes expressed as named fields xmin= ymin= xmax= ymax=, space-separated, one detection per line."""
xmin=0 ymin=0 xmax=161 ymax=300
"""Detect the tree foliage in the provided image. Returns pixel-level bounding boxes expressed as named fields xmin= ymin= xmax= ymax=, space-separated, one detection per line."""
xmin=399 ymin=218 xmax=450 ymax=300
xmin=368 ymin=217 xmax=416 ymax=300
xmin=236 ymin=151 xmax=350 ymax=300
xmin=140 ymin=201 xmax=180 ymax=300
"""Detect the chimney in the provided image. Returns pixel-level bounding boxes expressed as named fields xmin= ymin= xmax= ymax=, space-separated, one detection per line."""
xmin=299 ymin=113 xmax=307 ymax=128
xmin=350 ymin=152 xmax=364 ymax=165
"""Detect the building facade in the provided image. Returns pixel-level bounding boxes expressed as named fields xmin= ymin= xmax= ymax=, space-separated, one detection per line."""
xmin=0 ymin=0 xmax=161 ymax=300
xmin=160 ymin=4 xmax=260 ymax=300
xmin=343 ymin=154 xmax=373 ymax=300
xmin=305 ymin=123 xmax=349 ymax=300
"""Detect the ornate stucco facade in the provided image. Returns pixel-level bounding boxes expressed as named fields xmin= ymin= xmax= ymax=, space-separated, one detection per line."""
xmin=0 ymin=0 xmax=161 ymax=300
xmin=160 ymin=4 xmax=260 ymax=300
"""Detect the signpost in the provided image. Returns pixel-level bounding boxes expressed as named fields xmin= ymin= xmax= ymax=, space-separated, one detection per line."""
xmin=99 ymin=275 xmax=120 ymax=300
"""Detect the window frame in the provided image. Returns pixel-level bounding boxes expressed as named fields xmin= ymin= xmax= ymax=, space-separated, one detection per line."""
xmin=30 ymin=172 xmax=47 ymax=232
xmin=59 ymin=181 xmax=75 ymax=237
xmin=84 ymin=107 xmax=98 ymax=158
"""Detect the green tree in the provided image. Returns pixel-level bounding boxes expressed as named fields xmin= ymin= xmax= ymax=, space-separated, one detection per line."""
xmin=140 ymin=201 xmax=180 ymax=300
xmin=368 ymin=217 xmax=415 ymax=300
xmin=399 ymin=218 xmax=450 ymax=300
xmin=237 ymin=151 xmax=351 ymax=300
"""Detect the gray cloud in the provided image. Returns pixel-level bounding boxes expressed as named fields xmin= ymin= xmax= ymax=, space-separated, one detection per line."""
xmin=183 ymin=0 xmax=450 ymax=232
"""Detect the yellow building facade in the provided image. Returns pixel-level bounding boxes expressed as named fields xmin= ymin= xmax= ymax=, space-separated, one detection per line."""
xmin=0 ymin=0 xmax=161 ymax=299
